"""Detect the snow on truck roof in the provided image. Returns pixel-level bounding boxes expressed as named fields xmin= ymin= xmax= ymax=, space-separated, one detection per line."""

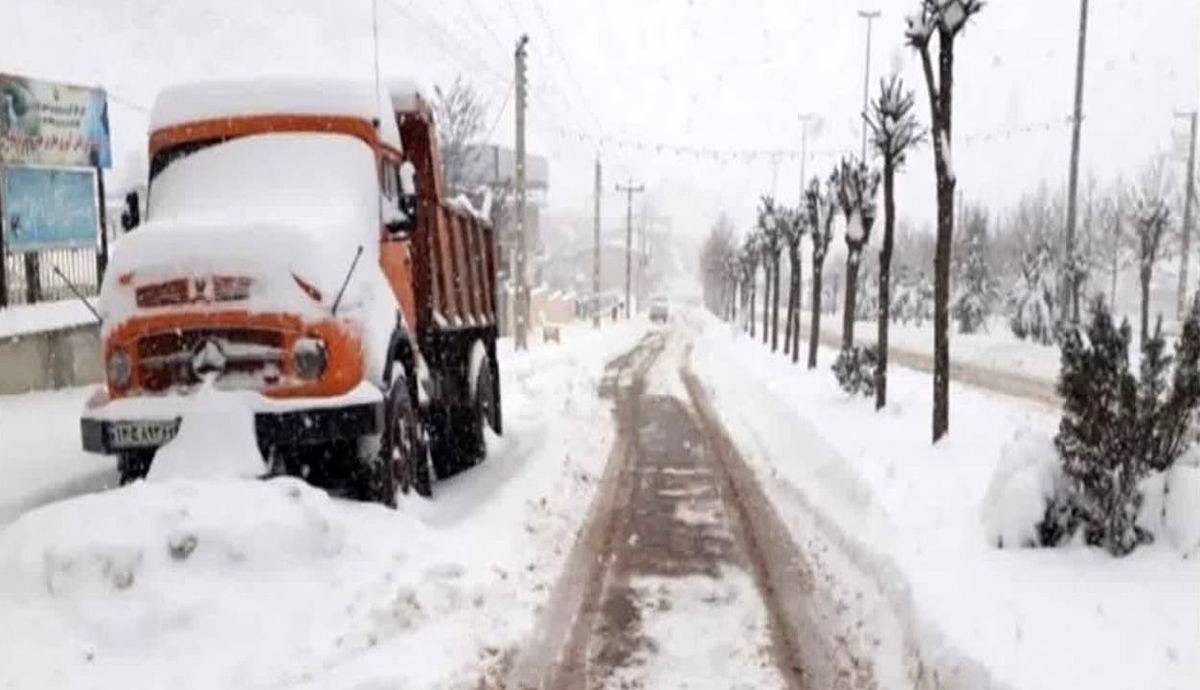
xmin=150 ymin=77 xmax=411 ymax=148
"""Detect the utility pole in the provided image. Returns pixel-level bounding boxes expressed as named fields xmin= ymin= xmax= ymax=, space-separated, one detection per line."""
xmin=1063 ymin=0 xmax=1089 ymax=324
xmin=514 ymin=35 xmax=530 ymax=349
xmin=857 ymin=9 xmax=881 ymax=160
xmin=593 ymin=155 xmax=602 ymax=328
xmin=1176 ymin=110 xmax=1198 ymax=318
xmin=616 ymin=178 xmax=644 ymax=319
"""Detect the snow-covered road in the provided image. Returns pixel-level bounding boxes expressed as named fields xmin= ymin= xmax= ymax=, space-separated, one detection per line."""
xmin=2 ymin=312 xmax=1194 ymax=690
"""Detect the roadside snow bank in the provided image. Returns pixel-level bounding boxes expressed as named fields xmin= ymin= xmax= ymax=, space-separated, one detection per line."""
xmin=0 ymin=477 xmax=446 ymax=689
xmin=981 ymin=430 xmax=1061 ymax=549
xmin=688 ymin=310 xmax=1199 ymax=690
xmin=0 ymin=319 xmax=648 ymax=690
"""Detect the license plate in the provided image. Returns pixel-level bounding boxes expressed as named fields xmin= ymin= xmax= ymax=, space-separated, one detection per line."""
xmin=108 ymin=420 xmax=180 ymax=449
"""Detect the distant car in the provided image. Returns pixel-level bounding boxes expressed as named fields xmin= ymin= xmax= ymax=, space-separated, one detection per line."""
xmin=649 ymin=297 xmax=670 ymax=323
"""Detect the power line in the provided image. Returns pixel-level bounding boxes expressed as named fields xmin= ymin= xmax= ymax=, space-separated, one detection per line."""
xmin=483 ymin=78 xmax=514 ymax=143
xmin=528 ymin=0 xmax=603 ymax=138
xmin=380 ymin=0 xmax=508 ymax=86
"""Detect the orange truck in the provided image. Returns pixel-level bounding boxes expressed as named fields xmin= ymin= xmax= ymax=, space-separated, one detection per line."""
xmin=80 ymin=78 xmax=500 ymax=501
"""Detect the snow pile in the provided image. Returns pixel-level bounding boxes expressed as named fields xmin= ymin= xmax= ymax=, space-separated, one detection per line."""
xmin=687 ymin=309 xmax=1200 ymax=690
xmin=980 ymin=429 xmax=1061 ymax=549
xmin=0 ymin=318 xmax=649 ymax=689
xmin=0 ymin=477 xmax=446 ymax=690
xmin=147 ymin=382 xmax=265 ymax=480
xmin=150 ymin=77 xmax=402 ymax=148
xmin=1164 ymin=464 xmax=1200 ymax=552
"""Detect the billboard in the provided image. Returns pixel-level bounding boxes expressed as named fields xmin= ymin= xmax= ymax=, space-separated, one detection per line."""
xmin=2 ymin=166 xmax=99 ymax=252
xmin=0 ymin=74 xmax=112 ymax=169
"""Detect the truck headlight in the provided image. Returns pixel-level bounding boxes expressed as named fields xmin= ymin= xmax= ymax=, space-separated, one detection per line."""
xmin=107 ymin=348 xmax=133 ymax=388
xmin=293 ymin=337 xmax=327 ymax=381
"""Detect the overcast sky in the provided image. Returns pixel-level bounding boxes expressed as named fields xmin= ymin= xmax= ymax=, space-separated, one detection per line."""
xmin=6 ymin=0 xmax=1198 ymax=243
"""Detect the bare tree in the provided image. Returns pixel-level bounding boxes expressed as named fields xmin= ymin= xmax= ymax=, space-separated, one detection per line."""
xmin=865 ymin=76 xmax=924 ymax=408
xmin=1132 ymin=162 xmax=1174 ymax=345
xmin=906 ymin=0 xmax=984 ymax=442
xmin=758 ymin=196 xmax=786 ymax=351
xmin=832 ymin=157 xmax=882 ymax=349
xmin=805 ymin=177 xmax=838 ymax=368
xmin=433 ymin=76 xmax=488 ymax=194
xmin=741 ymin=233 xmax=761 ymax=337
xmin=781 ymin=205 xmax=808 ymax=363
xmin=700 ymin=214 xmax=737 ymax=316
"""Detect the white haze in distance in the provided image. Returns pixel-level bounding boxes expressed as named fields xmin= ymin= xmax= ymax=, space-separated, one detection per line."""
xmin=3 ymin=0 xmax=1196 ymax=243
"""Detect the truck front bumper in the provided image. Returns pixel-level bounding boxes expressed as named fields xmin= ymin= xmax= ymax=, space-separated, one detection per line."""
xmin=81 ymin=382 xmax=385 ymax=455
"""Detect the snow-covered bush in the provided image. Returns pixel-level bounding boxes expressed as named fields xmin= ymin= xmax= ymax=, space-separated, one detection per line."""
xmin=1008 ymin=240 xmax=1057 ymax=344
xmin=1047 ymin=297 xmax=1200 ymax=556
xmin=982 ymin=430 xmax=1064 ymax=548
xmin=832 ymin=345 xmax=877 ymax=398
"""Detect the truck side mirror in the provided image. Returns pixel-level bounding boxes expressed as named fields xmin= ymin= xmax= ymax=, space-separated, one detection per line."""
xmin=383 ymin=202 xmax=414 ymax=237
xmin=120 ymin=190 xmax=140 ymax=232
xmin=385 ymin=160 xmax=419 ymax=236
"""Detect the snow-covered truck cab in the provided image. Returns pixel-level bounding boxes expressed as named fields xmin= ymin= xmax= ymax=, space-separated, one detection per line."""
xmin=80 ymin=78 xmax=500 ymax=502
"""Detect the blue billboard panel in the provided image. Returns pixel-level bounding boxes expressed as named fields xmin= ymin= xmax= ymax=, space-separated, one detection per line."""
xmin=2 ymin=166 xmax=98 ymax=252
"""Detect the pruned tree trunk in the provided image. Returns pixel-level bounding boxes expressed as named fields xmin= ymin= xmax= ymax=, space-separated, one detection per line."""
xmin=744 ymin=279 xmax=753 ymax=336
xmin=771 ymin=257 xmax=782 ymax=351
xmin=762 ymin=265 xmax=771 ymax=344
xmin=876 ymin=165 xmax=896 ymax=410
xmin=784 ymin=262 xmax=796 ymax=353
xmin=808 ymin=260 xmax=825 ymax=369
xmin=916 ymin=29 xmax=958 ymax=443
xmin=790 ymin=248 xmax=803 ymax=363
xmin=843 ymin=253 xmax=860 ymax=349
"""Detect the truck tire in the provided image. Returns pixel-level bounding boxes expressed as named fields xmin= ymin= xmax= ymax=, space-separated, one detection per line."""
xmin=117 ymin=450 xmax=154 ymax=485
xmin=469 ymin=351 xmax=496 ymax=459
xmin=383 ymin=373 xmax=432 ymax=499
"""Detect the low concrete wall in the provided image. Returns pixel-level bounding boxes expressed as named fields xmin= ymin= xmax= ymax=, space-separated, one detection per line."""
xmin=0 ymin=323 xmax=102 ymax=395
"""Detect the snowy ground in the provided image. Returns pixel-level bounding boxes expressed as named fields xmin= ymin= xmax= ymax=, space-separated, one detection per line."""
xmin=0 ymin=298 xmax=98 ymax=339
xmin=0 ymin=387 xmax=116 ymax=524
xmin=688 ymin=309 xmax=1200 ymax=690
xmin=799 ymin=313 xmax=1060 ymax=384
xmin=0 ymin=319 xmax=646 ymax=690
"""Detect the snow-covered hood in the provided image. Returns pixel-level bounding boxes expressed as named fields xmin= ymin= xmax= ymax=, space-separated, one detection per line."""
xmin=100 ymin=218 xmax=385 ymax=336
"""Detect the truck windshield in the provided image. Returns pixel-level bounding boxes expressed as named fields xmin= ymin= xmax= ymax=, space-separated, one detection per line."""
xmin=148 ymin=132 xmax=378 ymax=226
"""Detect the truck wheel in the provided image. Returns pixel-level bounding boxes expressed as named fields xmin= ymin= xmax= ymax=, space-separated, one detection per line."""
xmin=117 ymin=450 xmax=154 ymax=485
xmin=384 ymin=375 xmax=432 ymax=499
xmin=469 ymin=352 xmax=496 ymax=460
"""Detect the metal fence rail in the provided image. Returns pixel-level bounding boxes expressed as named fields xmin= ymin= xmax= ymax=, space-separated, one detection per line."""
xmin=2 ymin=246 xmax=100 ymax=306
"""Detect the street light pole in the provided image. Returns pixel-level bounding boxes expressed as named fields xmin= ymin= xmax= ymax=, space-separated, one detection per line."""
xmin=1177 ymin=110 xmax=1198 ymax=317
xmin=615 ymin=179 xmax=645 ymax=319
xmin=798 ymin=113 xmax=816 ymax=203
xmin=1063 ymin=0 xmax=1089 ymax=324
xmin=857 ymin=9 xmax=881 ymax=160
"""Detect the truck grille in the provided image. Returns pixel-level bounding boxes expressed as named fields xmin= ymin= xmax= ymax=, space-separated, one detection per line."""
xmin=136 ymin=327 xmax=285 ymax=392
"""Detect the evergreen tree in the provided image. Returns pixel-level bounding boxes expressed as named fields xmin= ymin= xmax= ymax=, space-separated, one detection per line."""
xmin=953 ymin=206 xmax=994 ymax=334
xmin=1009 ymin=240 xmax=1057 ymax=344
xmin=1050 ymin=297 xmax=1200 ymax=556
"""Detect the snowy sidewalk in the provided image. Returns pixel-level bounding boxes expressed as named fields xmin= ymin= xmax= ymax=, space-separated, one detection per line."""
xmin=0 ymin=299 xmax=99 ymax=339
xmin=688 ymin=311 xmax=1199 ymax=690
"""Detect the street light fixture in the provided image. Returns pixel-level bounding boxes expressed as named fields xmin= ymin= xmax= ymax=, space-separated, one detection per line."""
xmin=858 ymin=9 xmax=881 ymax=160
